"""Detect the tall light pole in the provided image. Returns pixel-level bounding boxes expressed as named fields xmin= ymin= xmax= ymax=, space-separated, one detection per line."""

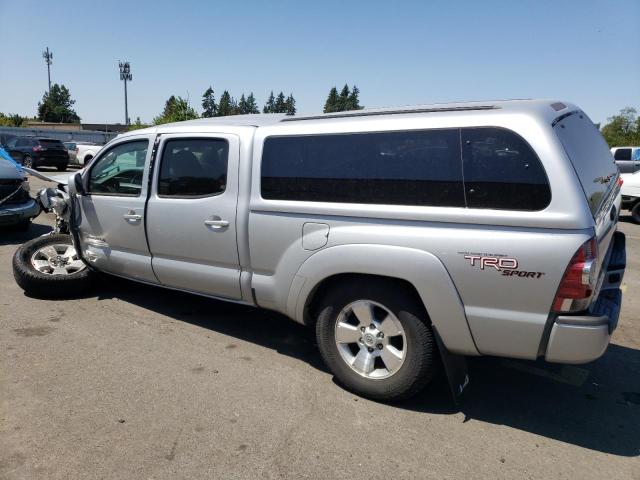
xmin=119 ymin=61 xmax=132 ymax=125
xmin=42 ymin=47 xmax=53 ymax=93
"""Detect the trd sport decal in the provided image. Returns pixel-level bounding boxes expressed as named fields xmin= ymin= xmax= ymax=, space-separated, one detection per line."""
xmin=458 ymin=252 xmax=545 ymax=279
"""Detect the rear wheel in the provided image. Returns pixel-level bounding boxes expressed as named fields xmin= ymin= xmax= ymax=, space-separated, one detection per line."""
xmin=13 ymin=233 xmax=93 ymax=298
xmin=315 ymin=279 xmax=438 ymax=401
xmin=632 ymin=201 xmax=640 ymax=224
xmin=57 ymin=164 xmax=67 ymax=172
xmin=22 ymin=155 xmax=33 ymax=169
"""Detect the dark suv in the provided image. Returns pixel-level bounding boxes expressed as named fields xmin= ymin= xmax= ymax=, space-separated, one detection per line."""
xmin=6 ymin=137 xmax=68 ymax=171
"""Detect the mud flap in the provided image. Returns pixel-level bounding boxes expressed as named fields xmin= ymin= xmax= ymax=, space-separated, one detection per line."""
xmin=434 ymin=327 xmax=469 ymax=405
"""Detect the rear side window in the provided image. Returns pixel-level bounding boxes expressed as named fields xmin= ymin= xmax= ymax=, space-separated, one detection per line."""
xmin=614 ymin=148 xmax=632 ymax=160
xmin=461 ymin=128 xmax=551 ymax=210
xmin=158 ymin=138 xmax=229 ymax=197
xmin=261 ymin=130 xmax=465 ymax=206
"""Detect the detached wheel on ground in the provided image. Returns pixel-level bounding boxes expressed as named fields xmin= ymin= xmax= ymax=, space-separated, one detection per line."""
xmin=13 ymin=233 xmax=93 ymax=298
xmin=631 ymin=201 xmax=640 ymax=224
xmin=315 ymin=279 xmax=438 ymax=401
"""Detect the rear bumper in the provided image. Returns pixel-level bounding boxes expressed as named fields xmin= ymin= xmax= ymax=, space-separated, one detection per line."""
xmin=33 ymin=155 xmax=68 ymax=167
xmin=0 ymin=198 xmax=40 ymax=225
xmin=545 ymin=231 xmax=626 ymax=364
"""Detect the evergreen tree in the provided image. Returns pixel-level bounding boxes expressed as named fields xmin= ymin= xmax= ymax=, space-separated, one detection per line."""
xmin=346 ymin=85 xmax=363 ymax=111
xmin=323 ymin=87 xmax=339 ymax=113
xmin=218 ymin=90 xmax=234 ymax=116
xmin=263 ymin=91 xmax=276 ymax=113
xmin=238 ymin=94 xmax=249 ymax=114
xmin=274 ymin=92 xmax=287 ymax=113
xmin=201 ymin=86 xmax=218 ymax=118
xmin=337 ymin=84 xmax=350 ymax=112
xmin=246 ymin=93 xmax=259 ymax=114
xmin=230 ymin=96 xmax=239 ymax=115
xmin=37 ymin=84 xmax=80 ymax=123
xmin=285 ymin=94 xmax=296 ymax=116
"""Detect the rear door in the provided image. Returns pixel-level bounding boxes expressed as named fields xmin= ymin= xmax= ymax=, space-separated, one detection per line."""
xmin=75 ymin=134 xmax=157 ymax=282
xmin=145 ymin=133 xmax=242 ymax=299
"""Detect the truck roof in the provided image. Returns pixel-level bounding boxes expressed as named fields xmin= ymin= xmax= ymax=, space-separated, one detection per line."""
xmin=118 ymin=99 xmax=577 ymax=138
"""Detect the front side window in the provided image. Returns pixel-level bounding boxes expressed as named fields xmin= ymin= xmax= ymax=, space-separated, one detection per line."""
xmin=614 ymin=148 xmax=632 ymax=160
xmin=461 ymin=128 xmax=550 ymax=210
xmin=88 ymin=140 xmax=148 ymax=196
xmin=158 ymin=138 xmax=229 ymax=197
xmin=261 ymin=130 xmax=464 ymax=206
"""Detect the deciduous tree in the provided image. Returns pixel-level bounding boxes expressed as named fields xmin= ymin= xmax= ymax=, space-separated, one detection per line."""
xmin=601 ymin=107 xmax=640 ymax=147
xmin=153 ymin=95 xmax=198 ymax=124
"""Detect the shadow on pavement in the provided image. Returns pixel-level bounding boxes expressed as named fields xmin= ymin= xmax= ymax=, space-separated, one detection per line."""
xmin=0 ymin=223 xmax=52 ymax=246
xmin=51 ymin=274 xmax=640 ymax=457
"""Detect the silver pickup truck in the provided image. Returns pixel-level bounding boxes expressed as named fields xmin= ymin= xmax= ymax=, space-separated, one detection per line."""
xmin=13 ymin=100 xmax=627 ymax=401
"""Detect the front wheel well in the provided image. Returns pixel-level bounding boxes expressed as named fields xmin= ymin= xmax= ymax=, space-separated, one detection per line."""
xmin=303 ymin=273 xmax=427 ymax=327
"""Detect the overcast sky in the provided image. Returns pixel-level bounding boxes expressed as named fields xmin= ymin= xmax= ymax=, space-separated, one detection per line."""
xmin=1 ymin=0 xmax=638 ymax=124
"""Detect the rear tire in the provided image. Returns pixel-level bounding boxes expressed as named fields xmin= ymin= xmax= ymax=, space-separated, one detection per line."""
xmin=631 ymin=201 xmax=640 ymax=224
xmin=57 ymin=164 xmax=67 ymax=172
xmin=22 ymin=155 xmax=33 ymax=169
xmin=13 ymin=233 xmax=93 ymax=298
xmin=315 ymin=279 xmax=438 ymax=401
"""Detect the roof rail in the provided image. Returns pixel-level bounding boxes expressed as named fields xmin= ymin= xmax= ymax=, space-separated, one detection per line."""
xmin=281 ymin=104 xmax=499 ymax=122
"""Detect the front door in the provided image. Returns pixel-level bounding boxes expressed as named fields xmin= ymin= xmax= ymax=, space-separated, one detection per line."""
xmin=75 ymin=134 xmax=157 ymax=283
xmin=145 ymin=133 xmax=242 ymax=299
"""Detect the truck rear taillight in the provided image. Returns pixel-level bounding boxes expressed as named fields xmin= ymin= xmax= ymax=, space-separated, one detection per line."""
xmin=552 ymin=237 xmax=598 ymax=313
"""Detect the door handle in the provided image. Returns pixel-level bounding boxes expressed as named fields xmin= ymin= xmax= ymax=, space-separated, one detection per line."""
xmin=204 ymin=219 xmax=229 ymax=229
xmin=123 ymin=212 xmax=142 ymax=222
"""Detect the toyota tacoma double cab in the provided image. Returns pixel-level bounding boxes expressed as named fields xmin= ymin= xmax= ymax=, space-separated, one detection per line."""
xmin=14 ymin=100 xmax=626 ymax=401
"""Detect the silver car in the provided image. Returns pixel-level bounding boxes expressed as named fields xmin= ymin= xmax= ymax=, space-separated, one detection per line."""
xmin=14 ymin=100 xmax=626 ymax=401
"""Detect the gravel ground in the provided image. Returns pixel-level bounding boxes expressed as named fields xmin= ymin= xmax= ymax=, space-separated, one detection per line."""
xmin=1 ymin=169 xmax=639 ymax=479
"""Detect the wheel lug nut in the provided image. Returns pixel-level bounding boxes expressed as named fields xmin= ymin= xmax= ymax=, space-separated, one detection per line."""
xmin=377 ymin=343 xmax=383 ymax=349
xmin=377 ymin=332 xmax=384 ymax=338
xmin=367 ymin=347 xmax=374 ymax=353
xmin=360 ymin=326 xmax=366 ymax=332
xmin=369 ymin=324 xmax=375 ymax=329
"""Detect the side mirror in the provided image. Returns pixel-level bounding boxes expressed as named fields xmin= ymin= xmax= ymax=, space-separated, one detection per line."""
xmin=73 ymin=173 xmax=86 ymax=195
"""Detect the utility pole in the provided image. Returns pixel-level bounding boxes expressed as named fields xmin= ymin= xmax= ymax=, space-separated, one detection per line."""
xmin=42 ymin=47 xmax=53 ymax=93
xmin=119 ymin=61 xmax=132 ymax=125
